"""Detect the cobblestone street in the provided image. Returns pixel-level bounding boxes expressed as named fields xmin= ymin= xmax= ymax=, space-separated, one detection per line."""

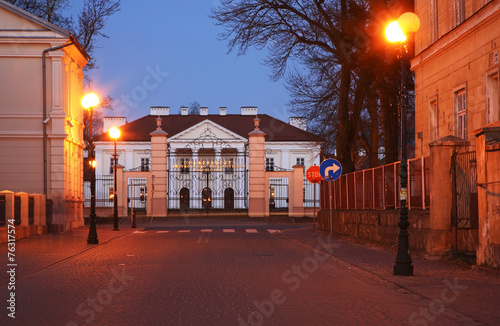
xmin=1 ymin=218 xmax=500 ymax=325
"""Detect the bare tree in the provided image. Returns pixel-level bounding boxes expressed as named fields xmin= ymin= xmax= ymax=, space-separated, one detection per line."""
xmin=212 ymin=0 xmax=414 ymax=172
xmin=189 ymin=101 xmax=201 ymax=115
xmin=74 ymin=0 xmax=120 ymax=70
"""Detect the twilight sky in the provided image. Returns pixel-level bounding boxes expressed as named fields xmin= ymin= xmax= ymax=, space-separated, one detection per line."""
xmin=83 ymin=1 xmax=293 ymax=123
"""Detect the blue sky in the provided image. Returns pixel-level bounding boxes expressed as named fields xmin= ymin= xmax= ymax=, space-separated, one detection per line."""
xmin=83 ymin=1 xmax=293 ymax=123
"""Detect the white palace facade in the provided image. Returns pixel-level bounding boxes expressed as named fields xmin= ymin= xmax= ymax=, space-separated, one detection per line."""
xmin=88 ymin=106 xmax=324 ymax=216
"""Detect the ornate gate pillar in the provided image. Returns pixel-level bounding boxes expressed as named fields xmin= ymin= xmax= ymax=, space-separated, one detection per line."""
xmin=248 ymin=117 xmax=266 ymax=217
xmin=428 ymin=135 xmax=469 ymax=254
xmin=150 ymin=117 xmax=168 ymax=216
xmin=475 ymin=122 xmax=500 ymax=267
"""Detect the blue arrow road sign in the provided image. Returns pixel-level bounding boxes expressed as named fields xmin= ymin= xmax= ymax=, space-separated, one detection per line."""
xmin=320 ymin=159 xmax=342 ymax=181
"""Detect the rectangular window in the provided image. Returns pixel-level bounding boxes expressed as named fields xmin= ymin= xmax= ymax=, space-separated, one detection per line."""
xmin=180 ymin=158 xmax=189 ymax=174
xmin=455 ymin=89 xmax=467 ymax=140
xmin=109 ymin=157 xmax=114 ymax=174
xmin=141 ymin=158 xmax=150 ymax=171
xmin=296 ymin=157 xmax=305 ymax=166
xmin=429 ymin=99 xmax=439 ymax=141
xmin=454 ymin=0 xmax=465 ymax=27
xmin=265 ymin=158 xmax=274 ymax=171
xmin=486 ymin=70 xmax=499 ymax=124
xmin=430 ymin=0 xmax=438 ymax=42
xmin=225 ymin=158 xmax=234 ymax=174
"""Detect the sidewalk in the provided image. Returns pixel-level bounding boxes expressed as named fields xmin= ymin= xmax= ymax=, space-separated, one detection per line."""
xmin=281 ymin=226 xmax=500 ymax=326
xmin=1 ymin=224 xmax=140 ymax=284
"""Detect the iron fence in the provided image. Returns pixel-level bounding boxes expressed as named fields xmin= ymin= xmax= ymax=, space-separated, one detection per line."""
xmin=321 ymin=156 xmax=430 ymax=210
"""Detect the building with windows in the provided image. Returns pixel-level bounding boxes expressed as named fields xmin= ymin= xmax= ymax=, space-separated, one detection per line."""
xmin=0 ymin=1 xmax=89 ymax=230
xmin=89 ymin=106 xmax=323 ymax=216
xmin=412 ymin=0 xmax=499 ymax=156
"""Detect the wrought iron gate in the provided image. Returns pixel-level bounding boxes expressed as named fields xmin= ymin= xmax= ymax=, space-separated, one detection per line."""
xmin=167 ymin=127 xmax=248 ymax=215
xmin=452 ymin=151 xmax=479 ymax=254
xmin=269 ymin=178 xmax=289 ymax=215
xmin=129 ymin=178 xmax=147 ymax=213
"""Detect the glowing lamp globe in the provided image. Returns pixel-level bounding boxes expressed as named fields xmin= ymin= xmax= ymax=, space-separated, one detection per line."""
xmin=82 ymin=93 xmax=99 ymax=109
xmin=385 ymin=21 xmax=406 ymax=43
xmin=398 ymin=12 xmax=420 ymax=34
xmin=109 ymin=128 xmax=121 ymax=140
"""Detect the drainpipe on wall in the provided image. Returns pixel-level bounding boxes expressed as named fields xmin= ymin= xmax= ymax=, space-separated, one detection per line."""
xmin=42 ymin=39 xmax=74 ymax=196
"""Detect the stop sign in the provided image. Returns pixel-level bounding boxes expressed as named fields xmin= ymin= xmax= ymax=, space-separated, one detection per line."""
xmin=306 ymin=165 xmax=322 ymax=183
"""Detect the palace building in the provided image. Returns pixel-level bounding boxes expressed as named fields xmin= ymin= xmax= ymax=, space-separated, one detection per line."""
xmin=88 ymin=106 xmax=324 ymax=217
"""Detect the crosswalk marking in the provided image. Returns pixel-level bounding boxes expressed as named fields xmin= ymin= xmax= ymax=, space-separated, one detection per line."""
xmin=135 ymin=228 xmax=283 ymax=235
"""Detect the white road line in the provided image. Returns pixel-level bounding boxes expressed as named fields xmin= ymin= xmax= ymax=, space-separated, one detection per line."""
xmin=156 ymin=231 xmax=169 ymax=233
xmin=245 ymin=229 xmax=258 ymax=233
xmin=223 ymin=229 xmax=235 ymax=233
xmin=267 ymin=229 xmax=281 ymax=234
xmin=201 ymin=229 xmax=213 ymax=232
xmin=178 ymin=230 xmax=191 ymax=233
xmin=133 ymin=230 xmax=147 ymax=234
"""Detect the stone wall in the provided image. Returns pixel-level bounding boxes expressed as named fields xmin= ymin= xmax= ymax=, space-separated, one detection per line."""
xmin=317 ymin=209 xmax=431 ymax=252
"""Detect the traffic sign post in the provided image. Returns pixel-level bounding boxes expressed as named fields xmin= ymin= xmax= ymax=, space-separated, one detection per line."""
xmin=320 ymin=159 xmax=343 ymax=236
xmin=306 ymin=165 xmax=322 ymax=230
xmin=320 ymin=159 xmax=342 ymax=181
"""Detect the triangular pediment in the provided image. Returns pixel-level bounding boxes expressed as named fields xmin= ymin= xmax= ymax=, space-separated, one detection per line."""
xmin=0 ymin=1 xmax=69 ymax=38
xmin=169 ymin=119 xmax=247 ymax=142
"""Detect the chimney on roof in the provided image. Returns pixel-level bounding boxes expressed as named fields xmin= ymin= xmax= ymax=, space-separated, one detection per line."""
xmin=241 ymin=106 xmax=258 ymax=116
xmin=289 ymin=117 xmax=307 ymax=131
xmin=181 ymin=107 xmax=188 ymax=116
xmin=200 ymin=107 xmax=208 ymax=116
xmin=103 ymin=117 xmax=127 ymax=133
xmin=219 ymin=107 xmax=227 ymax=116
xmin=150 ymin=106 xmax=169 ymax=116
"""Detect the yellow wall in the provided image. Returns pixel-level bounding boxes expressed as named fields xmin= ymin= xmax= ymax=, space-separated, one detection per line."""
xmin=412 ymin=0 xmax=500 ymax=156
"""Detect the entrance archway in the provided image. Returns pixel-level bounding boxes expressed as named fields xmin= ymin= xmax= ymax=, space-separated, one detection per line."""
xmin=224 ymin=188 xmax=234 ymax=210
xmin=202 ymin=187 xmax=212 ymax=209
xmin=180 ymin=187 xmax=189 ymax=210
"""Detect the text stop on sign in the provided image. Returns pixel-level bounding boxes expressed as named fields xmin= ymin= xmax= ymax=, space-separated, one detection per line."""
xmin=306 ymin=165 xmax=322 ymax=183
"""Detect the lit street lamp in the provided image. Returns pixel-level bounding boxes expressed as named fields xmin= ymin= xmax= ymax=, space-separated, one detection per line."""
xmin=82 ymin=93 xmax=100 ymax=244
xmin=385 ymin=12 xmax=420 ymax=276
xmin=110 ymin=127 xmax=121 ymax=231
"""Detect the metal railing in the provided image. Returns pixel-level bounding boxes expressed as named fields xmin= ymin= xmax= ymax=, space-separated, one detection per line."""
xmin=321 ymin=156 xmax=430 ymax=210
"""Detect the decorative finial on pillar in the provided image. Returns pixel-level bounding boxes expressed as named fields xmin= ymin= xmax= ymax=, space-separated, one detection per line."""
xmin=156 ymin=117 xmax=163 ymax=130
xmin=253 ymin=115 xmax=260 ymax=130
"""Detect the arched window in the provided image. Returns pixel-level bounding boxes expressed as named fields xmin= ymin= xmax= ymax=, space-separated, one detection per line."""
xmin=180 ymin=188 xmax=189 ymax=210
xmin=202 ymin=187 xmax=212 ymax=209
xmin=224 ymin=188 xmax=234 ymax=210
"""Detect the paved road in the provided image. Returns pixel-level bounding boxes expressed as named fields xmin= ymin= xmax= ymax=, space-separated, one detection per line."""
xmin=1 ymin=222 xmax=498 ymax=325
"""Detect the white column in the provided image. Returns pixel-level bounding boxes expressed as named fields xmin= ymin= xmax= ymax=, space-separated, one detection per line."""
xmin=215 ymin=150 xmax=222 ymax=209
xmin=192 ymin=151 xmax=199 ymax=209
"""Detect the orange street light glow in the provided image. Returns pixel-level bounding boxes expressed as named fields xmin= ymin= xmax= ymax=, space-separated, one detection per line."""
xmin=82 ymin=93 xmax=99 ymax=109
xmin=385 ymin=21 xmax=406 ymax=43
xmin=109 ymin=127 xmax=121 ymax=139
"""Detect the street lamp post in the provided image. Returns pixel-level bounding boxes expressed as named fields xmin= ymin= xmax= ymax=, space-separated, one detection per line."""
xmin=110 ymin=127 xmax=121 ymax=231
xmin=385 ymin=12 xmax=420 ymax=276
xmin=82 ymin=93 xmax=100 ymax=244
